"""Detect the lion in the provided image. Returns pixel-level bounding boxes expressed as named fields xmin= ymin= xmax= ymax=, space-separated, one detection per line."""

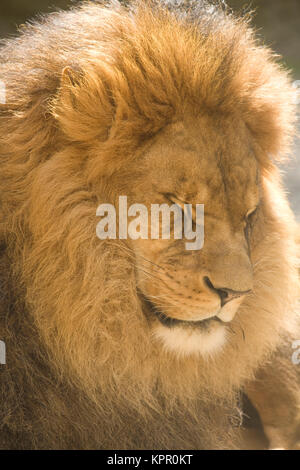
xmin=0 ymin=0 xmax=299 ymax=450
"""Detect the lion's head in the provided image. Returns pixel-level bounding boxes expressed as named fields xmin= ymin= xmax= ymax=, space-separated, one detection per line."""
xmin=0 ymin=1 xmax=299 ymax=444
xmin=117 ymin=117 xmax=258 ymax=357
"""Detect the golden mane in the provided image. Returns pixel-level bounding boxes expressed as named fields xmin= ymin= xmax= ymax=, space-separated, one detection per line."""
xmin=0 ymin=1 xmax=298 ymax=449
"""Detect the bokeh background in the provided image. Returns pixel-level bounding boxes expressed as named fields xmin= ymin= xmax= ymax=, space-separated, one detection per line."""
xmin=0 ymin=0 xmax=299 ymax=219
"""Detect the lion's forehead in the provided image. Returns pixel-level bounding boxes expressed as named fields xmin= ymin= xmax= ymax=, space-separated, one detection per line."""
xmin=148 ymin=145 xmax=259 ymax=211
xmin=131 ymin=117 xmax=260 ymax=220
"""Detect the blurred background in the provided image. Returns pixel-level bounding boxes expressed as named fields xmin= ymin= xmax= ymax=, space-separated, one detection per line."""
xmin=0 ymin=0 xmax=299 ymax=219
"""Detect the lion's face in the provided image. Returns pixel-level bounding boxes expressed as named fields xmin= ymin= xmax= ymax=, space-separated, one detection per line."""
xmin=112 ymin=115 xmax=260 ymax=357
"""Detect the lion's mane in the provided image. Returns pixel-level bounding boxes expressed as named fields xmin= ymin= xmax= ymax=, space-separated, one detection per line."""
xmin=0 ymin=0 xmax=298 ymax=449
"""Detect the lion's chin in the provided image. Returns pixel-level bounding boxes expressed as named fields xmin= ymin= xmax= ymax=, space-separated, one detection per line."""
xmin=152 ymin=321 xmax=227 ymax=358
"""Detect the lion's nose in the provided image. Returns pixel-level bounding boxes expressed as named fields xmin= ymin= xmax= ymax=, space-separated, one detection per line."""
xmin=204 ymin=276 xmax=251 ymax=307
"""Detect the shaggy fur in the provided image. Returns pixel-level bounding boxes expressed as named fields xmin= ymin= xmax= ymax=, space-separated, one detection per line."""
xmin=0 ymin=0 xmax=299 ymax=449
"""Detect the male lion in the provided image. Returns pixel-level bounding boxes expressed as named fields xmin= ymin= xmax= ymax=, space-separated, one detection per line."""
xmin=0 ymin=0 xmax=299 ymax=450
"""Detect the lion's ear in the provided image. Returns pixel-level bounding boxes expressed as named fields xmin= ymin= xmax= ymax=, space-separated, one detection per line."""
xmin=52 ymin=64 xmax=114 ymax=143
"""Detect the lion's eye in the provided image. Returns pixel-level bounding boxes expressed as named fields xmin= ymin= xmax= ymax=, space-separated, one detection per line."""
xmin=162 ymin=193 xmax=186 ymax=212
xmin=244 ymin=206 xmax=258 ymax=241
xmin=163 ymin=193 xmax=197 ymax=229
xmin=245 ymin=206 xmax=258 ymax=223
xmin=163 ymin=193 xmax=186 ymax=207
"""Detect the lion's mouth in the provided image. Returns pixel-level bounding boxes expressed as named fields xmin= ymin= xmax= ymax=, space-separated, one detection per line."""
xmin=140 ymin=293 xmax=223 ymax=329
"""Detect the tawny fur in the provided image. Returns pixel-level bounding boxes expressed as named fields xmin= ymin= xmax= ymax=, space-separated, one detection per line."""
xmin=0 ymin=0 xmax=299 ymax=449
